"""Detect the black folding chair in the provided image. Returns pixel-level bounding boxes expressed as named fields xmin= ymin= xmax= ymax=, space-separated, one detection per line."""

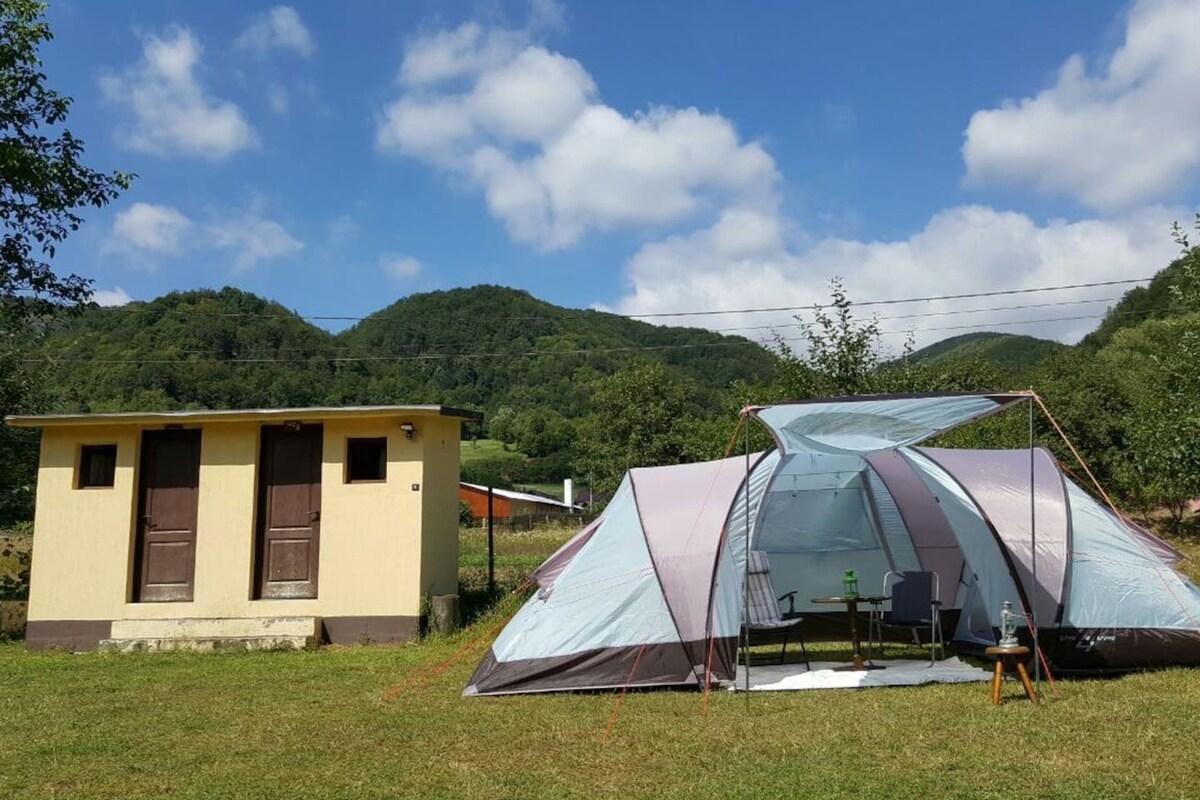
xmin=870 ymin=570 xmax=945 ymax=665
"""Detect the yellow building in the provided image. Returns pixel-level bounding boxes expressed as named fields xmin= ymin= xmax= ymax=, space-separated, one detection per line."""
xmin=4 ymin=405 xmax=480 ymax=651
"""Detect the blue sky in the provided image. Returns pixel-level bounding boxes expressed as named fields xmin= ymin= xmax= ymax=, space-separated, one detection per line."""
xmin=43 ymin=0 xmax=1200 ymax=344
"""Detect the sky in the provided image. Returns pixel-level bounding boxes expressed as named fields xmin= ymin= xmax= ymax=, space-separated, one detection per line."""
xmin=41 ymin=0 xmax=1200 ymax=346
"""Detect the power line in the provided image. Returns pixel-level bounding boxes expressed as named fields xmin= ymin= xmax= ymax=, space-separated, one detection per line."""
xmin=56 ymin=292 xmax=1136 ymax=358
xmin=21 ymin=307 xmax=1161 ymax=366
xmin=625 ymin=277 xmax=1153 ymax=319
xmin=70 ymin=294 xmax=1127 ymax=356
xmin=711 ymin=295 xmax=1123 ymax=334
xmin=88 ymin=276 xmax=1153 ymax=325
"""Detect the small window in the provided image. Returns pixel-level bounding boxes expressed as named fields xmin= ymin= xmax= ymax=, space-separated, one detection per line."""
xmin=346 ymin=438 xmax=387 ymax=483
xmin=78 ymin=444 xmax=117 ymax=488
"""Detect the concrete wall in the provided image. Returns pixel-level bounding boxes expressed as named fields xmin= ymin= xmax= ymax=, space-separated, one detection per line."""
xmin=25 ymin=413 xmax=463 ymax=647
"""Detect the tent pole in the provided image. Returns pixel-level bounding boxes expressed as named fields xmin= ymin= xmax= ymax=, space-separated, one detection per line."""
xmin=742 ymin=412 xmax=751 ymax=702
xmin=1029 ymin=394 xmax=1040 ymax=690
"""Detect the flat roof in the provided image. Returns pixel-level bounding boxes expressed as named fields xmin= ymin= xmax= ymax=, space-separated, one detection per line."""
xmin=3 ymin=404 xmax=483 ymax=428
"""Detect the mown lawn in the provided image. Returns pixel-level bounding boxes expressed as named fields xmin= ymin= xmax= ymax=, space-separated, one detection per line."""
xmin=459 ymin=438 xmax=524 ymax=463
xmin=2 ymin=522 xmax=1200 ymax=799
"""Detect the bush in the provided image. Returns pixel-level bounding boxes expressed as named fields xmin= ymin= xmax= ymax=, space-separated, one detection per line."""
xmin=458 ymin=500 xmax=474 ymax=527
xmin=0 ymin=539 xmax=31 ymax=601
xmin=509 ymin=450 xmax=572 ymax=484
xmin=461 ymin=454 xmax=523 ymax=489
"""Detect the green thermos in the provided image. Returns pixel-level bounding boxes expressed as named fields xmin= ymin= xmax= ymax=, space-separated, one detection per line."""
xmin=842 ymin=569 xmax=859 ymax=599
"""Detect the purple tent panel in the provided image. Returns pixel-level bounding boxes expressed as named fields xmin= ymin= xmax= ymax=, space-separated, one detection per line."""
xmin=864 ymin=449 xmax=962 ymax=605
xmin=630 ymin=455 xmax=750 ymax=668
xmin=920 ymin=446 xmax=1068 ymax=624
xmin=532 ymin=516 xmax=603 ymax=597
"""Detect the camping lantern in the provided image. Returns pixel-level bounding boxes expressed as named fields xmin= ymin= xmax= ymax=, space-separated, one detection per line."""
xmin=842 ymin=569 xmax=858 ymax=599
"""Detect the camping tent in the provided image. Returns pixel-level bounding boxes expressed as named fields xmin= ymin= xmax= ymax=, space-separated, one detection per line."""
xmin=465 ymin=394 xmax=1200 ymax=696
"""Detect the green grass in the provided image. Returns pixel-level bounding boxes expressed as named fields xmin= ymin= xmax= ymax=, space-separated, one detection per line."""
xmin=459 ymin=438 xmax=525 ymax=463
xmin=3 ymin=520 xmax=1200 ymax=799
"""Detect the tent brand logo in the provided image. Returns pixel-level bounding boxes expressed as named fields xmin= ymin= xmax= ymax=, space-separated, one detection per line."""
xmin=1067 ymin=632 xmax=1116 ymax=652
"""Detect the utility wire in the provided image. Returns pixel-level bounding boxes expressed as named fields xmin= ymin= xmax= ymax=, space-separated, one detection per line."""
xmin=711 ymin=295 xmax=1123 ymax=334
xmin=51 ymin=294 xmax=1134 ymax=357
xmin=87 ymin=276 xmax=1153 ymax=325
xmin=21 ymin=307 xmax=1162 ymax=366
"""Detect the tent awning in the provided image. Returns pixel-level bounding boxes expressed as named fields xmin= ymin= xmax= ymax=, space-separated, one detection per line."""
xmin=750 ymin=392 xmax=1028 ymax=455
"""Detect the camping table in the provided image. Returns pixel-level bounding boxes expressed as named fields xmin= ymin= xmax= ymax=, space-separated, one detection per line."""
xmin=811 ymin=595 xmax=889 ymax=671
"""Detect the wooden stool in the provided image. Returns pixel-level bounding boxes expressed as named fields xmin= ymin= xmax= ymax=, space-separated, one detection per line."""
xmin=985 ymin=645 xmax=1038 ymax=705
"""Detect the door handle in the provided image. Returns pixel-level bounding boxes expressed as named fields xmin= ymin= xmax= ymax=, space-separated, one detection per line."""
xmin=308 ymin=511 xmax=320 ymax=522
xmin=143 ymin=515 xmax=157 ymax=530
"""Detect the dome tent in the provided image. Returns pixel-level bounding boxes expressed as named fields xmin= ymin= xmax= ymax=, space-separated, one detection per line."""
xmin=465 ymin=393 xmax=1200 ymax=696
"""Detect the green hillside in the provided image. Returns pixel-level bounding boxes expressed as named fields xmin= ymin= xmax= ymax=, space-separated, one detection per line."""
xmin=27 ymin=284 xmax=778 ymax=418
xmin=905 ymin=331 xmax=1066 ymax=370
xmin=1079 ymin=257 xmax=1193 ymax=350
xmin=335 ymin=285 xmax=777 ymax=417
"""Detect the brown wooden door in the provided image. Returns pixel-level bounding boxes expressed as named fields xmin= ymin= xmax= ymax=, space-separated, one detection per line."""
xmin=255 ymin=424 xmax=323 ymax=599
xmin=135 ymin=429 xmax=202 ymax=602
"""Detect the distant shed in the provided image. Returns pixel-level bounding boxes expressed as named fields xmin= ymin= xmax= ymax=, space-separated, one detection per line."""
xmin=459 ymin=483 xmax=577 ymax=521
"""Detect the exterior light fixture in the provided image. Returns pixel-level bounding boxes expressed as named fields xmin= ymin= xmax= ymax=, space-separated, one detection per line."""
xmin=399 ymin=421 xmax=416 ymax=440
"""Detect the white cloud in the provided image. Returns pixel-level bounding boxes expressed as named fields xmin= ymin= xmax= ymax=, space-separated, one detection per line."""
xmin=963 ymin=0 xmax=1200 ymax=209
xmin=380 ymin=254 xmax=422 ymax=280
xmin=616 ymin=204 xmax=1181 ymax=346
xmin=235 ymin=6 xmax=316 ymax=58
xmin=101 ymin=26 xmax=257 ymax=160
xmin=377 ymin=12 xmax=777 ymax=250
xmin=209 ymin=217 xmax=304 ymax=271
xmin=104 ymin=201 xmax=302 ymax=271
xmin=105 ymin=202 xmax=193 ymax=257
xmin=93 ymin=287 xmax=133 ymax=307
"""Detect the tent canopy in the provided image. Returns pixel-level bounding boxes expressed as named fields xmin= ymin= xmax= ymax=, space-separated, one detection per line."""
xmin=467 ymin=394 xmax=1200 ymax=696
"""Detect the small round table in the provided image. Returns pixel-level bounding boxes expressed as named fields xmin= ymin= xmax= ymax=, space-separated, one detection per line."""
xmin=985 ymin=645 xmax=1038 ymax=705
xmin=811 ymin=595 xmax=889 ymax=671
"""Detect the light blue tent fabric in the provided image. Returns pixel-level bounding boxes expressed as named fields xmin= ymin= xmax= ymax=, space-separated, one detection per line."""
xmin=752 ymin=394 xmax=1020 ymax=455
xmin=1064 ymin=482 xmax=1200 ymax=630
xmin=489 ymin=475 xmax=679 ymax=663
xmin=469 ymin=395 xmax=1200 ymax=696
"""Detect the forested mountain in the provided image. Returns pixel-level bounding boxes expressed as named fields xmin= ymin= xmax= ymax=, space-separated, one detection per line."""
xmin=5 ymin=251 xmax=1200 ymax=525
xmin=1080 ymin=257 xmax=1193 ymax=350
xmin=27 ymin=285 xmax=778 ymax=418
xmin=905 ymin=332 xmax=1065 ymax=370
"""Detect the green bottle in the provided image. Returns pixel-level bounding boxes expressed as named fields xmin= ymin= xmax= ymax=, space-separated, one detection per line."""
xmin=842 ymin=569 xmax=859 ymax=599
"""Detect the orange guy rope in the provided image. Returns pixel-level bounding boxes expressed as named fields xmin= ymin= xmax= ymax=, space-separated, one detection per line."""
xmin=380 ymin=580 xmax=533 ymax=702
xmin=601 ymin=643 xmax=648 ymax=745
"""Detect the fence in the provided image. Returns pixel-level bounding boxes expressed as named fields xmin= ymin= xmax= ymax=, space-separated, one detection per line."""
xmin=484 ymin=510 xmax=600 ymax=532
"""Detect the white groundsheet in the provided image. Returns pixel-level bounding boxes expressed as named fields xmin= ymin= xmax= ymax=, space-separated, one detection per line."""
xmin=731 ymin=657 xmax=991 ymax=691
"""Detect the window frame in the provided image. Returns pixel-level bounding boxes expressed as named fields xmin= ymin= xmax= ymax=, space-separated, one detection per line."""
xmin=77 ymin=443 xmax=118 ymax=489
xmin=344 ymin=437 xmax=388 ymax=484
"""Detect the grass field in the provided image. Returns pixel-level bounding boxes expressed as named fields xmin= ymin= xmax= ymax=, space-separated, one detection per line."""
xmin=459 ymin=438 xmax=525 ymax=463
xmin=3 ymin=522 xmax=1200 ymax=799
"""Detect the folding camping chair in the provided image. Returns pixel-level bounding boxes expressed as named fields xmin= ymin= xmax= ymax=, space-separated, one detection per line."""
xmin=870 ymin=571 xmax=945 ymax=665
xmin=742 ymin=550 xmax=810 ymax=668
